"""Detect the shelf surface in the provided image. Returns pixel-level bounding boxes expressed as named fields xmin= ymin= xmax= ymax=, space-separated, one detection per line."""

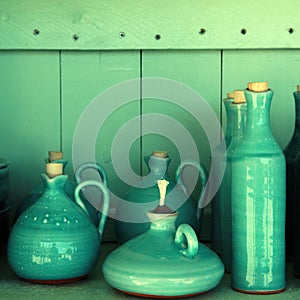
xmin=1 ymin=242 xmax=300 ymax=299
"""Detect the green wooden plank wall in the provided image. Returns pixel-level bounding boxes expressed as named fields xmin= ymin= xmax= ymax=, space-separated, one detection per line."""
xmin=0 ymin=49 xmax=298 ymax=242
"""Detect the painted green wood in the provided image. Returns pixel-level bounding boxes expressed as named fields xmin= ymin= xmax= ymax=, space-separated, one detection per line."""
xmin=0 ymin=0 xmax=300 ymax=50
xmin=222 ymin=50 xmax=300 ymax=149
xmin=141 ymin=50 xmax=221 ymax=240
xmin=0 ymin=50 xmax=60 ymax=218
xmin=61 ymin=51 xmax=140 ymax=236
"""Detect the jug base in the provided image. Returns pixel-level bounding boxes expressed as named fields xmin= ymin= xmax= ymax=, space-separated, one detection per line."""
xmin=22 ymin=275 xmax=86 ymax=285
xmin=118 ymin=288 xmax=208 ymax=299
xmin=232 ymin=286 xmax=285 ymax=295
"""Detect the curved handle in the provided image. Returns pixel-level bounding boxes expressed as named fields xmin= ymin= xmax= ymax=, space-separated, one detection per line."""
xmin=175 ymin=159 xmax=208 ymax=218
xmin=75 ymin=162 xmax=108 ymax=187
xmin=74 ymin=180 xmax=110 ymax=241
xmin=175 ymin=224 xmax=198 ymax=258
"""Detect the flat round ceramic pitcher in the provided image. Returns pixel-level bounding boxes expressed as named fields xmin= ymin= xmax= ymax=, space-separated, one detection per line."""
xmin=114 ymin=151 xmax=208 ymax=244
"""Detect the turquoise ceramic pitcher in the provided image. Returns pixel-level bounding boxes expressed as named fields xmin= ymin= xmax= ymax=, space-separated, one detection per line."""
xmin=114 ymin=151 xmax=208 ymax=244
xmin=7 ymin=165 xmax=110 ymax=284
xmin=231 ymin=82 xmax=286 ymax=294
xmin=103 ymin=179 xmax=224 ymax=298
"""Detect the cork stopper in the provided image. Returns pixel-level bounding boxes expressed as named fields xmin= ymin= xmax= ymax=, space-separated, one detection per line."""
xmin=247 ymin=82 xmax=269 ymax=92
xmin=226 ymin=92 xmax=234 ymax=99
xmin=152 ymin=150 xmax=168 ymax=158
xmin=48 ymin=151 xmax=63 ymax=162
xmin=46 ymin=163 xmax=63 ymax=178
xmin=297 ymin=85 xmax=300 ymax=92
xmin=233 ymin=90 xmax=246 ymax=104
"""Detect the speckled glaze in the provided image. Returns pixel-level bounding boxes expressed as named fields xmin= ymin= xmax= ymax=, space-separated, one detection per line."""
xmin=14 ymin=160 xmax=107 ymax=225
xmin=284 ymin=89 xmax=300 ymax=263
xmin=7 ymin=174 xmax=109 ymax=284
xmin=103 ymin=212 xmax=224 ymax=298
xmin=211 ymin=95 xmax=234 ymax=255
xmin=231 ymin=88 xmax=286 ymax=293
xmin=220 ymin=100 xmax=247 ymax=273
xmin=114 ymin=153 xmax=208 ymax=243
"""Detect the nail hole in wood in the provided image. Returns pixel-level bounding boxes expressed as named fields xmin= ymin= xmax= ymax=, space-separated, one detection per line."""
xmin=155 ymin=34 xmax=161 ymax=40
xmin=73 ymin=34 xmax=79 ymax=41
xmin=33 ymin=29 xmax=40 ymax=36
xmin=288 ymin=28 xmax=294 ymax=34
xmin=119 ymin=32 xmax=125 ymax=38
xmin=199 ymin=28 xmax=206 ymax=35
xmin=241 ymin=28 xmax=247 ymax=35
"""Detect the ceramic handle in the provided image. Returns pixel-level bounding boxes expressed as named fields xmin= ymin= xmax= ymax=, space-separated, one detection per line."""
xmin=175 ymin=224 xmax=198 ymax=258
xmin=75 ymin=162 xmax=108 ymax=187
xmin=175 ymin=159 xmax=208 ymax=218
xmin=74 ymin=180 xmax=110 ymax=241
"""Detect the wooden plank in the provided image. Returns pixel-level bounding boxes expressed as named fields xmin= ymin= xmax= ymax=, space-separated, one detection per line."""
xmin=0 ymin=0 xmax=300 ymax=50
xmin=0 ymin=50 xmax=60 ymax=217
xmin=222 ymin=50 xmax=300 ymax=149
xmin=61 ymin=50 xmax=140 ymax=224
xmin=141 ymin=50 xmax=221 ymax=240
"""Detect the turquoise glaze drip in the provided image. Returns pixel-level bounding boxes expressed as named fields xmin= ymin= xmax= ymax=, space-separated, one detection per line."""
xmin=211 ymin=95 xmax=234 ymax=255
xmin=220 ymin=101 xmax=247 ymax=273
xmin=284 ymin=88 xmax=300 ymax=264
xmin=231 ymin=88 xmax=286 ymax=293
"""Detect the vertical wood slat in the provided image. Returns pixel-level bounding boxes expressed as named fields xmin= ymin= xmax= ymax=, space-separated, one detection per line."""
xmin=0 ymin=50 xmax=60 ymax=217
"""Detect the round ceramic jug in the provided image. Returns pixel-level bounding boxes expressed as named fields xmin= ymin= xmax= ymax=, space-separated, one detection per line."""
xmin=103 ymin=209 xmax=224 ymax=298
xmin=7 ymin=168 xmax=110 ymax=284
xmin=14 ymin=157 xmax=107 ymax=225
xmin=114 ymin=151 xmax=208 ymax=243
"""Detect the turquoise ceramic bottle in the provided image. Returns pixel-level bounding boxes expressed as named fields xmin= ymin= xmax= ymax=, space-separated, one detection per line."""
xmin=294 ymin=152 xmax=300 ymax=276
xmin=0 ymin=158 xmax=10 ymax=251
xmin=219 ymin=90 xmax=247 ymax=273
xmin=114 ymin=151 xmax=208 ymax=244
xmin=7 ymin=163 xmax=110 ymax=284
xmin=14 ymin=151 xmax=107 ymax=225
xmin=211 ymin=93 xmax=234 ymax=255
xmin=284 ymin=85 xmax=300 ymax=262
xmin=103 ymin=179 xmax=224 ymax=298
xmin=231 ymin=82 xmax=286 ymax=294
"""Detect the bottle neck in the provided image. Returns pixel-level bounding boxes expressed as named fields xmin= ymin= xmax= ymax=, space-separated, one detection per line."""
xmin=243 ymin=89 xmax=273 ymax=138
xmin=224 ymin=98 xmax=234 ymax=143
xmin=42 ymin=174 xmax=68 ymax=194
xmin=148 ymin=212 xmax=177 ymax=232
xmin=231 ymin=103 xmax=247 ymax=139
xmin=293 ymin=92 xmax=300 ymax=131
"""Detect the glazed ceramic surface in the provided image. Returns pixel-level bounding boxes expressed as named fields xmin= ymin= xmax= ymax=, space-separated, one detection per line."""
xmin=7 ymin=174 xmax=109 ymax=284
xmin=211 ymin=96 xmax=233 ymax=255
xmin=231 ymin=88 xmax=286 ymax=293
xmin=103 ymin=212 xmax=224 ymax=298
xmin=114 ymin=153 xmax=208 ymax=243
xmin=14 ymin=160 xmax=107 ymax=225
xmin=219 ymin=101 xmax=247 ymax=273
xmin=284 ymin=88 xmax=300 ymax=264
xmin=294 ymin=151 xmax=300 ymax=276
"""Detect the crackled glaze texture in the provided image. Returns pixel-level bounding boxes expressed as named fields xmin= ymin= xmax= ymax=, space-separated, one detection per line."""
xmin=103 ymin=212 xmax=224 ymax=298
xmin=231 ymin=88 xmax=286 ymax=293
xmin=7 ymin=174 xmax=109 ymax=284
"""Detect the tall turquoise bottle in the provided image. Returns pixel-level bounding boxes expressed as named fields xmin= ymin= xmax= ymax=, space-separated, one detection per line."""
xmin=219 ymin=90 xmax=247 ymax=273
xmin=211 ymin=93 xmax=234 ymax=255
xmin=284 ymin=85 xmax=300 ymax=262
xmin=231 ymin=82 xmax=286 ymax=294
